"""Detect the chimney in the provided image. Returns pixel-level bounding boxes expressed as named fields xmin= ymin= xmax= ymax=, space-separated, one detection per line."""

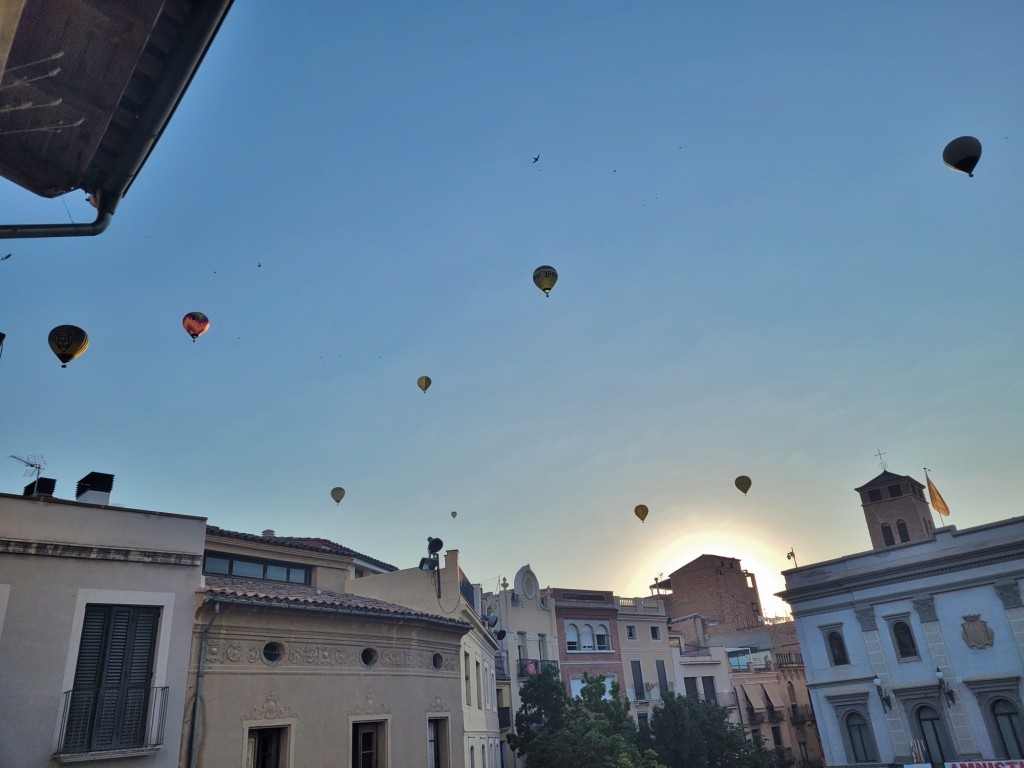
xmin=76 ymin=472 xmax=114 ymax=505
xmin=23 ymin=477 xmax=56 ymax=498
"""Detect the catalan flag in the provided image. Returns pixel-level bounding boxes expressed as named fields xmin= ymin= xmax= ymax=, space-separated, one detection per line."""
xmin=925 ymin=469 xmax=950 ymax=517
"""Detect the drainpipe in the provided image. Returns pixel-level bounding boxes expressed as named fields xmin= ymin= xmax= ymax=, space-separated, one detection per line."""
xmin=187 ymin=600 xmax=219 ymax=768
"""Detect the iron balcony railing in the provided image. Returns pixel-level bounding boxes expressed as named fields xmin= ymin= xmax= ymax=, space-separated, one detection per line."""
xmin=767 ymin=707 xmax=785 ymax=722
xmin=495 ymin=652 xmax=511 ymax=680
xmin=56 ymin=686 xmax=168 ymax=756
xmin=518 ymin=658 xmax=559 ymax=678
xmin=679 ymin=644 xmax=712 ymax=657
xmin=745 ymin=707 xmax=766 ymax=724
xmin=790 ymin=704 xmax=813 ymax=723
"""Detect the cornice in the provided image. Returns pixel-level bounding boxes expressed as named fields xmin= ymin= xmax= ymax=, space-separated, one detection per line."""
xmin=0 ymin=538 xmax=201 ymax=566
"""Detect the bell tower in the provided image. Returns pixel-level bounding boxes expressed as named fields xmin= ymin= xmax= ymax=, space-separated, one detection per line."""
xmin=855 ymin=470 xmax=936 ymax=550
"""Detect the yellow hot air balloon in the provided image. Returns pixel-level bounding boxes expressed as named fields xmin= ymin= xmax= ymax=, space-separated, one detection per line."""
xmin=735 ymin=475 xmax=752 ymax=495
xmin=417 ymin=375 xmax=431 ymax=393
xmin=634 ymin=504 xmax=649 ymax=523
xmin=451 ymin=510 xmax=457 ymax=519
xmin=943 ymin=136 xmax=982 ymax=177
xmin=331 ymin=487 xmax=345 ymax=504
xmin=48 ymin=325 xmax=89 ymax=368
xmin=533 ymin=265 xmax=558 ymax=296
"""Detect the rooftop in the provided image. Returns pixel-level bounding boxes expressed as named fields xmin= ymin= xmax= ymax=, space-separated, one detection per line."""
xmin=206 ymin=525 xmax=397 ymax=572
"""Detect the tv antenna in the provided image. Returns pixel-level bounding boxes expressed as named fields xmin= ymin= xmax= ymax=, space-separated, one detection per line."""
xmin=9 ymin=454 xmax=45 ymax=494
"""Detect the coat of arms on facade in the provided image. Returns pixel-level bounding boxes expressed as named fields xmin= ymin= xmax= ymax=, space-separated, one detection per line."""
xmin=961 ymin=614 xmax=994 ymax=649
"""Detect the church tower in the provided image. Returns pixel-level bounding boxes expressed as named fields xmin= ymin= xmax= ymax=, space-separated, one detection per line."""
xmin=855 ymin=470 xmax=936 ymax=550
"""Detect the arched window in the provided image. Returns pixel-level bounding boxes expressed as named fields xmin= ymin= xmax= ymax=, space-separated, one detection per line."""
xmin=846 ymin=712 xmax=877 ymax=762
xmin=565 ymin=624 xmax=579 ymax=652
xmin=595 ymin=623 xmax=611 ymax=651
xmin=917 ymin=705 xmax=950 ymax=766
xmin=993 ymin=699 xmax=1024 ymax=759
xmin=827 ymin=630 xmax=849 ymax=666
xmin=786 ymin=680 xmax=797 ymax=706
xmin=881 ymin=523 xmax=895 ymax=546
xmin=470 ymin=745 xmax=475 ymax=768
xmin=897 ymin=519 xmax=910 ymax=542
xmin=580 ymin=624 xmax=595 ymax=651
xmin=892 ymin=620 xmax=919 ymax=659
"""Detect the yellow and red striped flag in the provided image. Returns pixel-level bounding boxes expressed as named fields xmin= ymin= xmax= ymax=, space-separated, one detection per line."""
xmin=925 ymin=470 xmax=950 ymax=517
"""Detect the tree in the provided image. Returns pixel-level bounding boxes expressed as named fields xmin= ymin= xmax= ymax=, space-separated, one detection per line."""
xmin=505 ymin=664 xmax=570 ymax=757
xmin=646 ymin=692 xmax=779 ymax=768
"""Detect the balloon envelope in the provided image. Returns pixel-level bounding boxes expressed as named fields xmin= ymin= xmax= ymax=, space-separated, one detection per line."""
xmin=533 ymin=265 xmax=558 ymax=296
xmin=331 ymin=487 xmax=345 ymax=504
xmin=735 ymin=475 xmax=752 ymax=495
xmin=182 ymin=311 xmax=210 ymax=341
xmin=417 ymin=375 xmax=431 ymax=393
xmin=634 ymin=504 xmax=649 ymax=523
xmin=48 ymin=325 xmax=89 ymax=367
xmin=451 ymin=510 xmax=457 ymax=518
xmin=942 ymin=136 xmax=982 ymax=177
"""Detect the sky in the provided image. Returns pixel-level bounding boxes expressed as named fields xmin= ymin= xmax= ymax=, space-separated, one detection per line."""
xmin=2 ymin=2 xmax=1023 ymax=618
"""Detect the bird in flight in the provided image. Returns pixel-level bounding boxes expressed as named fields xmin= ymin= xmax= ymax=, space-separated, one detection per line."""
xmin=532 ymin=155 xmax=540 ymax=163
xmin=1 ymin=253 xmax=10 ymax=261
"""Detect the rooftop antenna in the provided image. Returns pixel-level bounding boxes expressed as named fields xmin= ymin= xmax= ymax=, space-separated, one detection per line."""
xmin=9 ymin=453 xmax=45 ymax=495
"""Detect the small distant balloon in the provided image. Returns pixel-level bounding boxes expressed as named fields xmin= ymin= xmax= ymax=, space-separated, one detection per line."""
xmin=451 ymin=510 xmax=457 ymax=519
xmin=942 ymin=136 xmax=982 ymax=177
xmin=48 ymin=325 xmax=89 ymax=368
xmin=182 ymin=311 xmax=210 ymax=342
xmin=735 ymin=475 xmax=752 ymax=495
xmin=417 ymin=375 xmax=432 ymax=393
xmin=331 ymin=487 xmax=345 ymax=504
xmin=634 ymin=504 xmax=649 ymax=523
xmin=533 ymin=265 xmax=558 ymax=296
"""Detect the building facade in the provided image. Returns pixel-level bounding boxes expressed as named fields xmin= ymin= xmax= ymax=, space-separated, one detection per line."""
xmin=780 ymin=472 xmax=1024 ymax=767
xmin=615 ymin=595 xmax=678 ymax=727
xmin=547 ymin=587 xmax=626 ymax=708
xmin=655 ymin=554 xmax=766 ymax=641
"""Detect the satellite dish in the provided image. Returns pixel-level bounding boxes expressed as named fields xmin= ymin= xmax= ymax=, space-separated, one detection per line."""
xmin=486 ymin=613 xmax=499 ymax=627
xmin=427 ymin=536 xmax=444 ymax=554
xmin=496 ymin=629 xmax=507 ymax=641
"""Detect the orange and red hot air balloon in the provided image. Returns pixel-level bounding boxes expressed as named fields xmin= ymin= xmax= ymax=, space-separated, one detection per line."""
xmin=182 ymin=312 xmax=210 ymax=342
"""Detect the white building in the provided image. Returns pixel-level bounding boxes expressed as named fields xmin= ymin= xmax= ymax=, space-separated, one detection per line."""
xmin=780 ymin=471 xmax=1024 ymax=767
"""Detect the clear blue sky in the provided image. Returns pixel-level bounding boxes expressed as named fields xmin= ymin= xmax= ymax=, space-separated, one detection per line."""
xmin=3 ymin=2 xmax=1022 ymax=615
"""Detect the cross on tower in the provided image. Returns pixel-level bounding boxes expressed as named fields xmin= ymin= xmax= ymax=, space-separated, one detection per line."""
xmin=875 ymin=448 xmax=888 ymax=471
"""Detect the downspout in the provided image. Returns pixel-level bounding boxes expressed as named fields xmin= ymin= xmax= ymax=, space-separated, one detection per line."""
xmin=187 ymin=600 xmax=220 ymax=768
xmin=0 ymin=189 xmax=114 ymax=239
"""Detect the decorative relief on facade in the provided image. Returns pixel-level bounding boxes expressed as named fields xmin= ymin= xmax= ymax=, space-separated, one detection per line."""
xmin=288 ymin=644 xmax=361 ymax=666
xmin=426 ymin=696 xmax=450 ymax=713
xmin=912 ymin=596 xmax=937 ymax=622
xmin=206 ymin=639 xmax=259 ymax=664
xmin=351 ymin=695 xmax=390 ymax=715
xmin=854 ymin=607 xmax=877 ymax=632
xmin=961 ymin=615 xmax=995 ymax=649
xmin=207 ymin=639 xmax=454 ymax=671
xmin=995 ymin=580 xmax=1023 ymax=610
xmin=243 ymin=693 xmax=297 ymax=721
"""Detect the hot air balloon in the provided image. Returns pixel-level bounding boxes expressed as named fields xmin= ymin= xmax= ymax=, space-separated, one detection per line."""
xmin=48 ymin=325 xmax=89 ymax=368
xmin=533 ymin=266 xmax=558 ymax=296
xmin=417 ymin=376 xmax=432 ymax=393
xmin=943 ymin=136 xmax=982 ymax=177
xmin=331 ymin=487 xmax=345 ymax=504
xmin=451 ymin=510 xmax=458 ymax=519
xmin=634 ymin=504 xmax=649 ymax=523
xmin=182 ymin=311 xmax=210 ymax=342
xmin=735 ymin=475 xmax=752 ymax=495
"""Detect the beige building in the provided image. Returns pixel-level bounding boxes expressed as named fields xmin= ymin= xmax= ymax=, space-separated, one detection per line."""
xmin=184 ymin=526 xmax=471 ymax=768
xmin=0 ymin=475 xmax=205 ymax=767
xmin=615 ymin=595 xmax=678 ymax=727
xmin=345 ymin=545 xmax=502 ymax=768
xmin=482 ymin=565 xmax=560 ymax=768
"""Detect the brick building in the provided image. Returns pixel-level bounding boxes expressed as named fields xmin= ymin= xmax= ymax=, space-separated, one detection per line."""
xmin=546 ymin=588 xmax=625 ymax=701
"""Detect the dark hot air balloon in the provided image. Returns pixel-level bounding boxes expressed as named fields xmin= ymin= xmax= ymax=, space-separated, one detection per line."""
xmin=182 ymin=311 xmax=210 ymax=342
xmin=418 ymin=376 xmax=432 ymax=393
xmin=533 ymin=266 xmax=558 ymax=296
xmin=634 ymin=504 xmax=649 ymax=523
xmin=942 ymin=136 xmax=982 ymax=177
xmin=735 ymin=475 xmax=752 ymax=495
xmin=331 ymin=487 xmax=345 ymax=504
xmin=48 ymin=325 xmax=89 ymax=368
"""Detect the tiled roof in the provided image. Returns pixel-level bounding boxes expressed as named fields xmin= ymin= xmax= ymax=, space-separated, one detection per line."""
xmin=205 ymin=525 xmax=397 ymax=571
xmin=854 ymin=471 xmax=924 ymax=492
xmin=201 ymin=576 xmax=469 ymax=630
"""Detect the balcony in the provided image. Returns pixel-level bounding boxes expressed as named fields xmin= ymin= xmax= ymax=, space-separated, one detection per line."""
xmin=766 ymin=707 xmax=785 ymax=722
xmin=745 ymin=708 xmax=766 ymax=724
xmin=55 ymin=686 xmax=169 ymax=761
xmin=496 ymin=653 xmax=511 ymax=681
xmin=789 ymin=704 xmax=813 ymax=723
xmin=518 ymin=658 xmax=559 ymax=678
xmin=498 ymin=706 xmax=512 ymax=730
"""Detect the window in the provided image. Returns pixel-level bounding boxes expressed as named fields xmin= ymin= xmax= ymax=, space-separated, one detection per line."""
xmin=626 ymin=625 xmax=637 ymax=640
xmin=994 ymin=700 xmax=1024 ymax=758
xmin=888 ymin=484 xmax=903 ymax=498
xmin=771 ymin=725 xmax=783 ymax=748
xmin=427 ymin=718 xmax=449 ymax=768
xmin=203 ymin=552 xmax=309 ymax=584
xmin=917 ymin=705 xmax=951 ymax=766
xmin=476 ymin=661 xmax=482 ymax=709
xmin=684 ymin=677 xmax=699 ymax=698
xmin=869 ymin=489 xmax=882 ymax=502
xmin=703 ymin=676 xmax=718 ymax=704
xmin=465 ymin=652 xmax=471 ymax=705
xmin=637 ymin=712 xmax=649 ymax=728
xmin=62 ymin=604 xmax=160 ymax=753
xmin=650 ymin=626 xmax=661 ymax=640
xmin=595 ymin=623 xmax=610 ymax=650
xmin=845 ymin=712 xmax=877 ymax=762
xmin=631 ymin=660 xmax=645 ymax=700
xmin=896 ymin=519 xmax=910 ymax=542
xmin=538 ymin=633 xmax=547 ymax=660
xmin=571 ymin=674 xmax=616 ymax=699
xmin=826 ymin=630 xmax=849 ymax=666
xmin=656 ymin=660 xmax=669 ymax=699
xmin=881 ymin=523 xmax=895 ymax=546
xmin=580 ymin=624 xmax=595 ymax=650
xmin=247 ymin=726 xmax=286 ymax=768
xmin=354 ymin=721 xmax=386 ymax=768
xmin=891 ymin=620 xmax=919 ymax=659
